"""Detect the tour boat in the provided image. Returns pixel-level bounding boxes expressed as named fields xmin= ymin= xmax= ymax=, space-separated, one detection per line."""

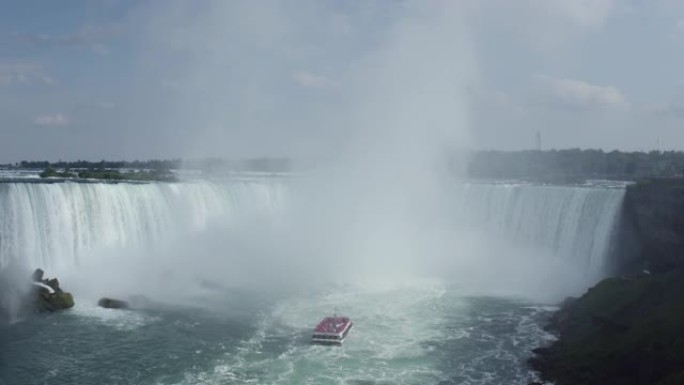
xmin=311 ymin=315 xmax=353 ymax=345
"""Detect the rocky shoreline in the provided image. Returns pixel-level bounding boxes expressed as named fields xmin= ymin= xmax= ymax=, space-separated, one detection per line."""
xmin=529 ymin=179 xmax=684 ymax=385
xmin=529 ymin=272 xmax=684 ymax=385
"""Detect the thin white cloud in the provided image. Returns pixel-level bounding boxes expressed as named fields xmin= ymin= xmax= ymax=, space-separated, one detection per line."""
xmin=33 ymin=113 xmax=69 ymax=126
xmin=10 ymin=24 xmax=121 ymax=52
xmin=537 ymin=75 xmax=627 ymax=109
xmin=0 ymin=60 xmax=55 ymax=86
xmin=292 ymin=71 xmax=339 ymax=89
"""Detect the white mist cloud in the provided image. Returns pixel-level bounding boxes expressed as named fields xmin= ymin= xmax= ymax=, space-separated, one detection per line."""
xmin=33 ymin=113 xmax=69 ymax=126
xmin=537 ymin=75 xmax=628 ymax=109
xmin=0 ymin=0 xmax=636 ymax=305
xmin=69 ymin=0 xmax=487 ymax=300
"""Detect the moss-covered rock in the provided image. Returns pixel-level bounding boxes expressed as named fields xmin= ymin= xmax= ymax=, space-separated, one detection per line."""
xmin=49 ymin=292 xmax=74 ymax=309
xmin=31 ymin=268 xmax=75 ymax=312
xmin=529 ymin=272 xmax=684 ymax=385
xmin=35 ymin=292 xmax=75 ymax=312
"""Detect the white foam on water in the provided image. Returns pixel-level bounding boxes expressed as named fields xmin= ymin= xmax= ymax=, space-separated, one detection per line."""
xmin=162 ymin=279 xmax=464 ymax=385
xmin=68 ymin=302 xmax=160 ymax=331
xmin=156 ymin=279 xmax=555 ymax=385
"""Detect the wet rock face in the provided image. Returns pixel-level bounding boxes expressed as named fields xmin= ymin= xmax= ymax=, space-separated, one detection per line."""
xmin=35 ymin=292 xmax=75 ymax=312
xmin=32 ymin=269 xmax=74 ymax=312
xmin=98 ymin=297 xmax=129 ymax=309
xmin=32 ymin=268 xmax=45 ymax=282
xmin=46 ymin=278 xmax=62 ymax=293
xmin=623 ymin=180 xmax=684 ymax=273
xmin=530 ymin=180 xmax=684 ymax=385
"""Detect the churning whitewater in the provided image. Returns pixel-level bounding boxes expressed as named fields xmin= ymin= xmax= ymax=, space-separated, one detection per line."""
xmin=0 ymin=178 xmax=625 ymax=384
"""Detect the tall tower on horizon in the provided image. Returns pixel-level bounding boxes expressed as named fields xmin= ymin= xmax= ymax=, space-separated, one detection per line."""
xmin=535 ymin=131 xmax=541 ymax=151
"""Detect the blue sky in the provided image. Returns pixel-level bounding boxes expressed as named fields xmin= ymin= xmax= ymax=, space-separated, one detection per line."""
xmin=1 ymin=0 xmax=684 ymax=163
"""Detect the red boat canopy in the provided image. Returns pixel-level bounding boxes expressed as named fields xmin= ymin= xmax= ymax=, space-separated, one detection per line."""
xmin=314 ymin=316 xmax=351 ymax=334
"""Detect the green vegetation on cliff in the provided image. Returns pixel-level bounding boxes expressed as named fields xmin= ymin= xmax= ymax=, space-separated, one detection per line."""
xmin=38 ymin=168 xmax=178 ymax=182
xmin=530 ymin=272 xmax=684 ymax=385
xmin=77 ymin=169 xmax=177 ymax=182
xmin=39 ymin=167 xmax=76 ymax=179
xmin=20 ymin=159 xmax=180 ymax=171
xmin=14 ymin=157 xmax=292 ymax=174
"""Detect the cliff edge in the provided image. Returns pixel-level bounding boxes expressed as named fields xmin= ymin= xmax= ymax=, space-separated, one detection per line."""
xmin=530 ymin=178 xmax=684 ymax=385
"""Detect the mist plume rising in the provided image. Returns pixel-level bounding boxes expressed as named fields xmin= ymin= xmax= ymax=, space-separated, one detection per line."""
xmin=0 ymin=2 xmax=625 ymax=313
xmin=89 ymin=0 xmax=480 ymax=295
xmin=56 ymin=1 xmax=617 ymax=304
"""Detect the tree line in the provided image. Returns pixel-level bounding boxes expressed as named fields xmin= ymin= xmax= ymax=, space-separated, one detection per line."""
xmin=4 ymin=150 xmax=683 ymax=181
xmin=467 ymin=149 xmax=684 ymax=182
xmin=14 ymin=159 xmax=181 ymax=172
xmin=5 ymin=157 xmax=291 ymax=173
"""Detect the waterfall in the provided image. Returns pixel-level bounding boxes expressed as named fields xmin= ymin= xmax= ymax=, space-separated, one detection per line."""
xmin=31 ymin=281 xmax=55 ymax=294
xmin=0 ymin=179 xmax=625 ymax=301
xmin=0 ymin=181 xmax=282 ymax=273
xmin=454 ymin=182 xmax=625 ymax=280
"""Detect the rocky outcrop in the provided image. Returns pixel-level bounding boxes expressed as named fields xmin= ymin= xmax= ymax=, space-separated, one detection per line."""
xmin=35 ymin=291 xmax=75 ymax=311
xmin=529 ymin=272 xmax=684 ymax=385
xmin=98 ymin=297 xmax=129 ymax=309
xmin=620 ymin=179 xmax=684 ymax=273
xmin=32 ymin=268 xmax=45 ymax=282
xmin=32 ymin=268 xmax=75 ymax=312
xmin=529 ymin=178 xmax=684 ymax=384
